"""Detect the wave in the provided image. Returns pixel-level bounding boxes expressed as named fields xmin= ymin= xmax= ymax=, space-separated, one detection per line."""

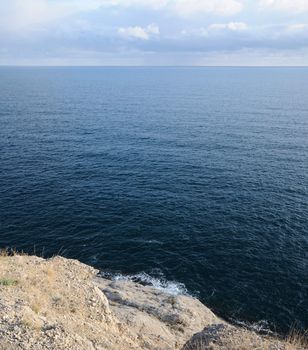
xmin=231 ymin=319 xmax=274 ymax=335
xmin=100 ymin=270 xmax=190 ymax=296
xmin=134 ymin=239 xmax=164 ymax=245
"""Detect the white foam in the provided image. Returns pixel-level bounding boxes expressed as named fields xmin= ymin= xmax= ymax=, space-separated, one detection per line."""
xmin=101 ymin=271 xmax=190 ymax=296
xmin=232 ymin=319 xmax=274 ymax=335
xmin=132 ymin=239 xmax=164 ymax=245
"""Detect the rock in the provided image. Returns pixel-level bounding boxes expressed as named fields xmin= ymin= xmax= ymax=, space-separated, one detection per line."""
xmin=0 ymin=254 xmax=304 ymax=350
xmin=181 ymin=323 xmax=305 ymax=350
xmin=94 ymin=277 xmax=219 ymax=349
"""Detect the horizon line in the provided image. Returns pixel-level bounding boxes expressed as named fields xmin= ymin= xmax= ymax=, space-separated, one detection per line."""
xmin=1 ymin=65 xmax=308 ymax=68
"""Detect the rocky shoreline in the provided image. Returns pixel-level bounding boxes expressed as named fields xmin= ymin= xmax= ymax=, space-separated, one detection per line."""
xmin=0 ymin=254 xmax=305 ymax=349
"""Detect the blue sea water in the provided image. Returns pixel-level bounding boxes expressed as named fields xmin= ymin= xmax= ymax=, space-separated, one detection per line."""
xmin=0 ymin=67 xmax=307 ymax=333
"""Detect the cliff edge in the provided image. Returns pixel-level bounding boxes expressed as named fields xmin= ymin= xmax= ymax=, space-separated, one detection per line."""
xmin=0 ymin=254 xmax=305 ymax=350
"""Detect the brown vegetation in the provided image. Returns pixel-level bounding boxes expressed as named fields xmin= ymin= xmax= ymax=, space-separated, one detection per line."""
xmin=0 ymin=252 xmax=306 ymax=350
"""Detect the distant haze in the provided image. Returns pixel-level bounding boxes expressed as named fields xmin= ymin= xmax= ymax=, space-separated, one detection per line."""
xmin=1 ymin=1 xmax=308 ymax=66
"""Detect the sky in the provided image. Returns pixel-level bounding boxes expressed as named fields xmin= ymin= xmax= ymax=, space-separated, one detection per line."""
xmin=0 ymin=0 xmax=308 ymax=66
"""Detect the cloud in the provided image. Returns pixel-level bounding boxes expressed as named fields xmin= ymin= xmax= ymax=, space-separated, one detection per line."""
xmin=97 ymin=0 xmax=168 ymax=10
xmin=287 ymin=24 xmax=308 ymax=32
xmin=259 ymin=0 xmax=308 ymax=13
xmin=118 ymin=24 xmax=159 ymax=40
xmin=172 ymin=22 xmax=308 ymax=53
xmin=98 ymin=0 xmax=243 ymax=16
xmin=181 ymin=22 xmax=248 ymax=38
xmin=171 ymin=0 xmax=243 ymax=16
xmin=0 ymin=0 xmax=99 ymax=32
xmin=0 ymin=0 xmax=308 ymax=65
xmin=0 ymin=0 xmax=244 ymax=35
xmin=209 ymin=22 xmax=248 ymax=31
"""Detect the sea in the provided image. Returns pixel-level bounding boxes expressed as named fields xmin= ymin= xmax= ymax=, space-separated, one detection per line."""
xmin=0 ymin=67 xmax=307 ymax=333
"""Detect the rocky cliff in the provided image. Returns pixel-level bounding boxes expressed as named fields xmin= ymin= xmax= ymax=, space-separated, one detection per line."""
xmin=0 ymin=254 xmax=305 ymax=350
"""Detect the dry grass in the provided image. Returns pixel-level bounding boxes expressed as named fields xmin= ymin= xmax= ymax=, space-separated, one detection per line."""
xmin=45 ymin=266 xmax=56 ymax=284
xmin=0 ymin=251 xmax=306 ymax=350
xmin=286 ymin=328 xmax=308 ymax=349
xmin=0 ymin=248 xmax=10 ymax=257
xmin=31 ymin=301 xmax=43 ymax=315
xmin=183 ymin=337 xmax=306 ymax=350
xmin=0 ymin=254 xmax=129 ymax=349
xmin=0 ymin=248 xmax=27 ymax=257
xmin=0 ymin=250 xmax=20 ymax=287
xmin=182 ymin=323 xmax=308 ymax=350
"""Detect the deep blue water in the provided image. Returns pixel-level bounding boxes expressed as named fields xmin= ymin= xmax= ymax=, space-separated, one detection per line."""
xmin=0 ymin=67 xmax=307 ymax=333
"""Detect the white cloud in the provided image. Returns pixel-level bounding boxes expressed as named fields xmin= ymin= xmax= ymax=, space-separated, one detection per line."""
xmin=98 ymin=0 xmax=168 ymax=9
xmin=287 ymin=24 xmax=307 ymax=32
xmin=171 ymin=0 xmax=243 ymax=16
xmin=1 ymin=0 xmax=308 ymax=66
xmin=0 ymin=0 xmax=244 ymax=34
xmin=118 ymin=24 xmax=159 ymax=40
xmin=180 ymin=27 xmax=209 ymax=37
xmin=179 ymin=22 xmax=247 ymax=38
xmin=0 ymin=0 xmax=99 ymax=32
xmin=209 ymin=22 xmax=248 ymax=31
xmin=98 ymin=0 xmax=243 ymax=16
xmin=259 ymin=0 xmax=308 ymax=13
